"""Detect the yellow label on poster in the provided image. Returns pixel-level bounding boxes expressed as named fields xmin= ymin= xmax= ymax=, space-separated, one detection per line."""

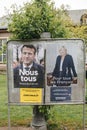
xmin=20 ymin=88 xmax=42 ymax=103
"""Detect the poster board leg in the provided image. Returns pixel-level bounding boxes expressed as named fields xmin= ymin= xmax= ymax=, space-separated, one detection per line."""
xmin=8 ymin=103 xmax=11 ymax=130
xmin=83 ymin=102 xmax=86 ymax=130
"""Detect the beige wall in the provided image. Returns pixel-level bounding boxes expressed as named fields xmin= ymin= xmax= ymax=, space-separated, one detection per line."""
xmin=0 ymin=32 xmax=10 ymax=39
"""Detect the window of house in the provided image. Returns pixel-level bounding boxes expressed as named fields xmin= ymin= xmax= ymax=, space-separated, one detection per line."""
xmin=0 ymin=39 xmax=7 ymax=63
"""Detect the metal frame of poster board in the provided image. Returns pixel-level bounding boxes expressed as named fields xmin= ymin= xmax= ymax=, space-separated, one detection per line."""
xmin=7 ymin=39 xmax=86 ymax=130
xmin=7 ymin=39 xmax=86 ymax=105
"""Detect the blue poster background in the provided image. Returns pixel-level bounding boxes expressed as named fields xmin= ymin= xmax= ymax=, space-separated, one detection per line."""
xmin=50 ymin=86 xmax=71 ymax=101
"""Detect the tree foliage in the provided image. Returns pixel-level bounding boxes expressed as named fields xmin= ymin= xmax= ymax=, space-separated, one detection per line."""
xmin=8 ymin=0 xmax=72 ymax=40
xmin=68 ymin=25 xmax=87 ymax=44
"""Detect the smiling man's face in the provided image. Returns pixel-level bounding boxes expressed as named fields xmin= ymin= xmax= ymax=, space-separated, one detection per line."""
xmin=21 ymin=47 xmax=35 ymax=66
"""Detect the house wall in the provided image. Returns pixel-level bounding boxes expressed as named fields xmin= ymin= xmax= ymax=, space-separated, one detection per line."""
xmin=68 ymin=9 xmax=87 ymax=24
xmin=0 ymin=32 xmax=10 ymax=38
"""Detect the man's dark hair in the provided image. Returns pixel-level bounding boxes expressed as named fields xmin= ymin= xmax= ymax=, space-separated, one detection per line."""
xmin=21 ymin=44 xmax=36 ymax=54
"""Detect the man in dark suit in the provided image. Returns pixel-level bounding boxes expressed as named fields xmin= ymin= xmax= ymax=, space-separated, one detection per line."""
xmin=14 ymin=44 xmax=44 ymax=88
xmin=52 ymin=46 xmax=77 ymax=86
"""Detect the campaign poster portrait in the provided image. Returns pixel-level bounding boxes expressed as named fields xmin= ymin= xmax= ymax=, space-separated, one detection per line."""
xmin=7 ymin=41 xmax=45 ymax=104
xmin=45 ymin=39 xmax=85 ymax=104
xmin=13 ymin=44 xmax=44 ymax=88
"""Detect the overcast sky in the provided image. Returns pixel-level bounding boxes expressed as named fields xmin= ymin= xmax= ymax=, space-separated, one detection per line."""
xmin=0 ymin=0 xmax=87 ymax=17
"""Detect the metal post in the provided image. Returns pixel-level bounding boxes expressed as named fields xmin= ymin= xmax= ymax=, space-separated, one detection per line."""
xmin=8 ymin=103 xmax=11 ymax=130
xmin=31 ymin=32 xmax=51 ymax=130
xmin=31 ymin=106 xmax=47 ymax=130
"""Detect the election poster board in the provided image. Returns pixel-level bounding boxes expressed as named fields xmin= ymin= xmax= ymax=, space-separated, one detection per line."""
xmin=7 ymin=39 xmax=85 ymax=105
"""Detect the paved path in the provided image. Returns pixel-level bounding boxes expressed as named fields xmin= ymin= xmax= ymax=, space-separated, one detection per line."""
xmin=0 ymin=127 xmax=87 ymax=130
xmin=0 ymin=127 xmax=32 ymax=130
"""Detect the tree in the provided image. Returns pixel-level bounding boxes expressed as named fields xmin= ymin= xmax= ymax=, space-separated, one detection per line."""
xmin=8 ymin=0 xmax=72 ymax=40
xmin=8 ymin=0 xmax=73 ymax=124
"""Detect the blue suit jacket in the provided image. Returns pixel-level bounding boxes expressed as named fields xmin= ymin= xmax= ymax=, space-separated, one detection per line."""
xmin=52 ymin=54 xmax=77 ymax=78
xmin=14 ymin=62 xmax=44 ymax=88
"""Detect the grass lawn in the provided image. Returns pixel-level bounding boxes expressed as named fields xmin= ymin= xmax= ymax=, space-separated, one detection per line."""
xmin=0 ymin=74 xmax=32 ymax=126
xmin=0 ymin=74 xmax=87 ymax=130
